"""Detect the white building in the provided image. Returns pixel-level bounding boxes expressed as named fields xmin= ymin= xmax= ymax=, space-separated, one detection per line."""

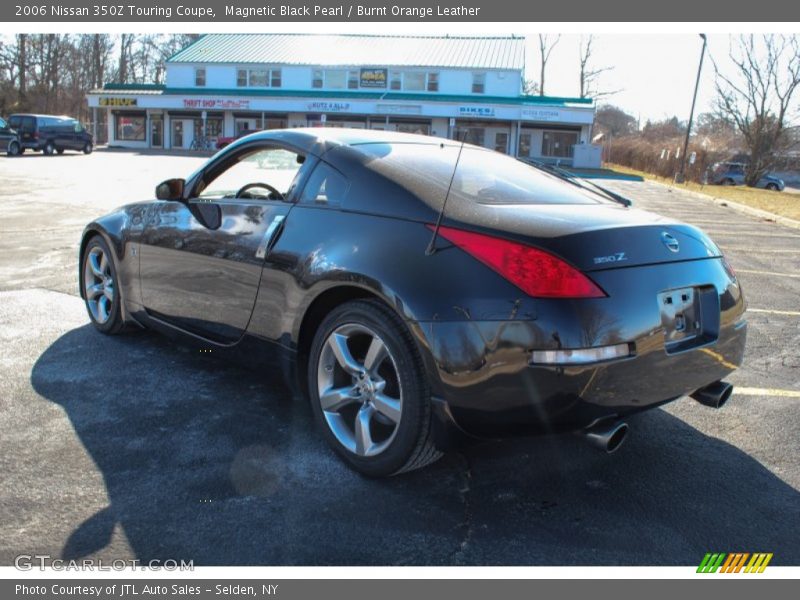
xmin=87 ymin=33 xmax=599 ymax=166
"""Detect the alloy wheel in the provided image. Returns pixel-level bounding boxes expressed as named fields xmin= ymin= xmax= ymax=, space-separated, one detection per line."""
xmin=83 ymin=246 xmax=115 ymax=324
xmin=316 ymin=323 xmax=403 ymax=457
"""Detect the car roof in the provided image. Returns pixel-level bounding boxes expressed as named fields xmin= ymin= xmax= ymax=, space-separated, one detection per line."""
xmin=238 ymin=127 xmax=463 ymax=157
xmin=9 ymin=113 xmax=74 ymax=120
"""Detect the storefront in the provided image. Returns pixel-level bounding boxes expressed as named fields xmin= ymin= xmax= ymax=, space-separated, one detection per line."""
xmin=87 ymin=34 xmax=598 ymax=164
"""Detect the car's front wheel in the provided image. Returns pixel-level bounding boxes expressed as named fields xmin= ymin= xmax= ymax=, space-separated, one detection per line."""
xmin=82 ymin=236 xmax=125 ymax=334
xmin=766 ymin=183 xmax=779 ymax=191
xmin=43 ymin=141 xmax=55 ymax=155
xmin=308 ymin=299 xmax=441 ymax=477
xmin=83 ymin=141 xmax=93 ymax=154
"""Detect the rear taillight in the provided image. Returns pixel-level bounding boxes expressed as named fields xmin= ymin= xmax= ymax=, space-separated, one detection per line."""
xmin=428 ymin=224 xmax=606 ymax=299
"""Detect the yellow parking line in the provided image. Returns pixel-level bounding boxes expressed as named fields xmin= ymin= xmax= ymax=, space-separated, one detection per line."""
xmin=748 ymin=308 xmax=800 ymax=316
xmin=699 ymin=348 xmax=739 ymax=370
xmin=737 ymin=269 xmax=800 ymax=279
xmin=735 ymin=387 xmax=800 ymax=398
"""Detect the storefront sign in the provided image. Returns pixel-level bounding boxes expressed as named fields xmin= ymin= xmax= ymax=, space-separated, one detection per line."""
xmin=458 ymin=106 xmax=496 ymax=118
xmin=307 ymin=102 xmax=351 ymax=112
xmin=183 ymin=98 xmax=250 ymax=110
xmin=521 ymin=107 xmax=562 ymax=121
xmin=376 ymin=104 xmax=422 ymax=115
xmin=99 ymin=97 xmax=137 ymax=107
xmin=360 ymin=68 xmax=388 ymax=88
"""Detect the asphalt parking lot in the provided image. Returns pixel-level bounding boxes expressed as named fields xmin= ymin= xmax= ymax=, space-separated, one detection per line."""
xmin=0 ymin=149 xmax=798 ymax=566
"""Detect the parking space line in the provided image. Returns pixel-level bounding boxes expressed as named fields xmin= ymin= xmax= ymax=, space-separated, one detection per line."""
xmin=737 ymin=269 xmax=800 ymax=279
xmin=719 ymin=247 xmax=800 ymax=254
xmin=700 ymin=348 xmax=739 ymax=370
xmin=707 ymin=232 xmax=800 ymax=238
xmin=735 ymin=387 xmax=800 ymax=398
xmin=748 ymin=308 xmax=800 ymax=316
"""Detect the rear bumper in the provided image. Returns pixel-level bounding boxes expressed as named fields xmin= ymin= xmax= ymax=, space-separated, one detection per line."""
xmin=414 ymin=257 xmax=747 ymax=438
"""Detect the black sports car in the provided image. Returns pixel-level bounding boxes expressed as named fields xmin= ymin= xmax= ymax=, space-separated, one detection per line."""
xmin=79 ymin=128 xmax=747 ymax=476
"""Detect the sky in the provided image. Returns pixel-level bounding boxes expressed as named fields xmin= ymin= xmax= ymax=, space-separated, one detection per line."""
xmin=520 ymin=33 xmax=744 ymax=123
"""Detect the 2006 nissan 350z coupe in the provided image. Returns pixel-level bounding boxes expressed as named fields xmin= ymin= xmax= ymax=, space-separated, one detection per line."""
xmin=79 ymin=129 xmax=747 ymax=476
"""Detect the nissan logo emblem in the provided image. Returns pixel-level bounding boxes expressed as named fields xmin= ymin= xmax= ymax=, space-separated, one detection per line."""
xmin=661 ymin=231 xmax=680 ymax=253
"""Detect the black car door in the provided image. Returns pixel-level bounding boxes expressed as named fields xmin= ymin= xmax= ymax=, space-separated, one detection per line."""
xmin=138 ymin=142 xmax=310 ymax=343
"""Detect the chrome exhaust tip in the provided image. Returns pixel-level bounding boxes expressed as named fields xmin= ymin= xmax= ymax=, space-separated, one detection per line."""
xmin=583 ymin=421 xmax=629 ymax=454
xmin=691 ymin=381 xmax=734 ymax=409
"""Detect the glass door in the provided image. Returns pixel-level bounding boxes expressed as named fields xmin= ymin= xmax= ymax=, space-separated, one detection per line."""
xmin=150 ymin=115 xmax=163 ymax=147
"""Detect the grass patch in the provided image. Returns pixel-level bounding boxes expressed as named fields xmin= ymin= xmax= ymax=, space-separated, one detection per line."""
xmin=607 ymin=163 xmax=800 ymax=222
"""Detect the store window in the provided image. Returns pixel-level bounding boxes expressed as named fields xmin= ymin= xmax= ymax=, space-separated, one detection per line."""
xmin=195 ymin=67 xmax=206 ymax=87
xmin=390 ymin=71 xmax=401 ymax=90
xmin=404 ymin=72 xmax=426 ymax=91
xmin=249 ymin=69 xmax=269 ymax=87
xmin=312 ymin=69 xmax=323 ymax=88
xmin=324 ymin=70 xmax=346 ymax=89
xmin=519 ymin=133 xmax=531 ymax=157
xmin=347 ymin=70 xmax=359 ymax=89
xmin=194 ymin=117 xmax=223 ymax=140
xmin=395 ymin=122 xmax=431 ymax=135
xmin=472 ymin=72 xmax=486 ymax=94
xmin=541 ymin=130 xmax=579 ymax=158
xmin=427 ymin=72 xmax=439 ymax=92
xmin=238 ymin=68 xmax=281 ymax=88
xmin=115 ymin=113 xmax=146 ymax=141
xmin=454 ymin=126 xmax=485 ymax=147
xmin=495 ymin=132 xmax=509 ymax=154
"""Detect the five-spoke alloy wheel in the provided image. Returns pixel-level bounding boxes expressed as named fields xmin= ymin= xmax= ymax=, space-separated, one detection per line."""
xmin=309 ymin=300 xmax=441 ymax=476
xmin=82 ymin=236 xmax=124 ymax=334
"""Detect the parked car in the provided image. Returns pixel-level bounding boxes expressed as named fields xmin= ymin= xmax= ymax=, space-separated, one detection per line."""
xmin=6 ymin=113 xmax=93 ymax=156
xmin=708 ymin=162 xmax=785 ymax=191
xmin=215 ymin=128 xmax=263 ymax=150
xmin=0 ymin=116 xmax=18 ymax=149
xmin=78 ymin=129 xmax=747 ymax=476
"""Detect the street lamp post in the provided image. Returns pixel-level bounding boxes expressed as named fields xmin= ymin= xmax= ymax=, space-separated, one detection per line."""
xmin=676 ymin=33 xmax=707 ymax=184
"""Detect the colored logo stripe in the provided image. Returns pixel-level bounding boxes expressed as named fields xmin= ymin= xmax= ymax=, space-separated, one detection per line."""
xmin=697 ymin=552 xmax=773 ymax=573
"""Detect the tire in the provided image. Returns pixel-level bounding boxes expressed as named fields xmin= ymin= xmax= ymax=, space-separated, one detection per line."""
xmin=308 ymin=299 xmax=442 ymax=477
xmin=83 ymin=141 xmax=93 ymax=154
xmin=57 ymin=148 xmax=64 ymax=155
xmin=7 ymin=141 xmax=20 ymax=156
xmin=81 ymin=236 xmax=125 ymax=335
xmin=43 ymin=141 xmax=55 ymax=155
xmin=722 ymin=178 xmax=735 ymax=186
xmin=766 ymin=183 xmax=778 ymax=191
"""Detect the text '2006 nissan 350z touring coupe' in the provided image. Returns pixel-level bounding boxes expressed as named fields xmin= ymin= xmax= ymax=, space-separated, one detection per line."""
xmin=79 ymin=129 xmax=747 ymax=476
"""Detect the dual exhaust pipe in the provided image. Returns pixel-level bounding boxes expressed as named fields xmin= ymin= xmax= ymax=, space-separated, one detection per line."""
xmin=581 ymin=381 xmax=733 ymax=454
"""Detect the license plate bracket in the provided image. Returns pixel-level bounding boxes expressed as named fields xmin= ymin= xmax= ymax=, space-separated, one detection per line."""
xmin=658 ymin=286 xmax=719 ymax=353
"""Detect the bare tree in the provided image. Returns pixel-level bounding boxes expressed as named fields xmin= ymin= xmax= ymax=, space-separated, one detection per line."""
xmin=578 ymin=35 xmax=619 ymax=100
xmin=713 ymin=34 xmax=800 ymax=186
xmin=522 ymin=78 xmax=539 ymax=95
xmin=537 ymin=34 xmax=560 ymax=96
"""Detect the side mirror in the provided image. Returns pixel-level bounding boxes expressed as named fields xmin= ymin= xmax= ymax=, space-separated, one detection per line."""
xmin=156 ymin=178 xmax=185 ymax=201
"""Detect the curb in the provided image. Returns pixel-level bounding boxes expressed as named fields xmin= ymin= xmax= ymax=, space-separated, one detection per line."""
xmin=636 ymin=178 xmax=800 ymax=231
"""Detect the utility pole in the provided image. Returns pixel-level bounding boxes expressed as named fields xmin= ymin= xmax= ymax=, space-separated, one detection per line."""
xmin=676 ymin=34 xmax=707 ymax=184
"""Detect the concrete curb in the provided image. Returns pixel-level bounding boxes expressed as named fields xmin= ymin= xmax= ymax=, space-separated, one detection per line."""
xmin=640 ymin=178 xmax=800 ymax=231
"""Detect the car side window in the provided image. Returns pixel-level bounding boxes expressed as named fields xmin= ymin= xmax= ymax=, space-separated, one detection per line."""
xmin=197 ymin=146 xmax=305 ymax=201
xmin=299 ymin=162 xmax=350 ymax=207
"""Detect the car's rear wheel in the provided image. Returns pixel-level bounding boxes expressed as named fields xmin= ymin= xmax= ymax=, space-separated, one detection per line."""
xmin=7 ymin=141 xmax=20 ymax=156
xmin=766 ymin=183 xmax=779 ymax=191
xmin=83 ymin=141 xmax=93 ymax=154
xmin=308 ymin=299 xmax=441 ymax=477
xmin=57 ymin=148 xmax=64 ymax=155
xmin=82 ymin=236 xmax=125 ymax=334
xmin=43 ymin=141 xmax=55 ymax=155
xmin=722 ymin=178 xmax=735 ymax=186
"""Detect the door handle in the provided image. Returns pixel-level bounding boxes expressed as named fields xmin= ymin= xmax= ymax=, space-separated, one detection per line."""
xmin=255 ymin=215 xmax=286 ymax=259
